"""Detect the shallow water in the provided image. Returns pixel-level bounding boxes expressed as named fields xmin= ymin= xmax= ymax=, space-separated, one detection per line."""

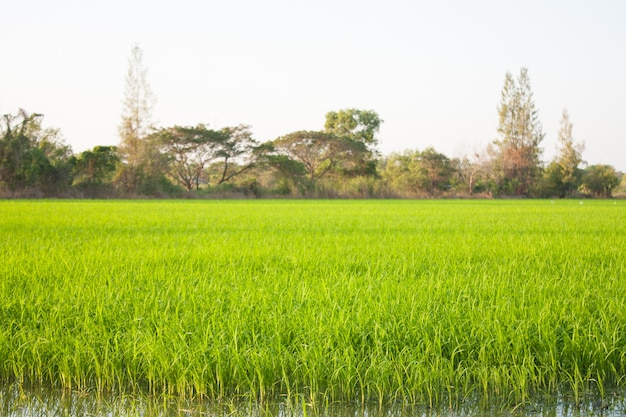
xmin=2 ymin=384 xmax=626 ymax=417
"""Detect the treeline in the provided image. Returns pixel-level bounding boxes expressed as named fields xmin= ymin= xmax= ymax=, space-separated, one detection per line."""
xmin=1 ymin=106 xmax=623 ymax=199
xmin=1 ymin=54 xmax=623 ymax=199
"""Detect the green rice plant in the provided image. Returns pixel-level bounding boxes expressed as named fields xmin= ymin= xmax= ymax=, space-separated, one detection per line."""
xmin=0 ymin=199 xmax=625 ymax=408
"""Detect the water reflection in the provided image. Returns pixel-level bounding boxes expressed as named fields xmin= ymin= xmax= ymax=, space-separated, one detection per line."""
xmin=2 ymin=383 xmax=625 ymax=417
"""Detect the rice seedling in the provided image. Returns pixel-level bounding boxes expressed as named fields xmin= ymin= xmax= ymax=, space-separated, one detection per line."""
xmin=0 ymin=199 xmax=624 ymax=408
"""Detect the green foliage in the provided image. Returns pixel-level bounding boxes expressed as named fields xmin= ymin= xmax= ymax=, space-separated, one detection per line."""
xmin=492 ymin=68 xmax=544 ymax=196
xmin=324 ymin=109 xmax=382 ymax=147
xmin=2 ymin=200 xmax=625 ymax=407
xmin=536 ymin=109 xmax=586 ymax=198
xmin=324 ymin=109 xmax=382 ymax=178
xmin=212 ymin=125 xmax=259 ymax=185
xmin=0 ymin=110 xmax=73 ymax=194
xmin=538 ymin=162 xmax=585 ymax=198
xmin=554 ymin=109 xmax=585 ymax=195
xmin=271 ymin=130 xmax=367 ymax=185
xmin=538 ymin=162 xmax=566 ymax=198
xmin=151 ymin=124 xmax=260 ymax=192
xmin=255 ymin=153 xmax=308 ymax=196
xmin=381 ymin=147 xmax=455 ymax=196
xmin=72 ymin=146 xmax=119 ymax=195
xmin=581 ymin=164 xmax=620 ymax=197
xmin=152 ymin=124 xmax=224 ymax=191
xmin=616 ymin=173 xmax=626 ymax=197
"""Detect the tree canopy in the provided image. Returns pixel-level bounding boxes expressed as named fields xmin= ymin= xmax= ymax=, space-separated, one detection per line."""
xmin=271 ymin=131 xmax=368 ymax=185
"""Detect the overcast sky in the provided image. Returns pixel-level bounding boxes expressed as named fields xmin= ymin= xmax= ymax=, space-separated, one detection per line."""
xmin=2 ymin=0 xmax=625 ymax=170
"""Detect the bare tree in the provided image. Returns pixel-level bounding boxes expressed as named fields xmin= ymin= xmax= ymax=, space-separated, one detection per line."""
xmin=115 ymin=44 xmax=158 ymax=194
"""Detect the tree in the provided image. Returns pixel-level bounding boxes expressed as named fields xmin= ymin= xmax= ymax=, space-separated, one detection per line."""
xmin=211 ymin=125 xmax=259 ymax=185
xmin=72 ymin=146 xmax=119 ymax=192
xmin=381 ymin=150 xmax=422 ymax=196
xmin=381 ymin=147 xmax=454 ymax=196
xmin=152 ymin=124 xmax=223 ymax=191
xmin=618 ymin=173 xmax=626 ymax=196
xmin=491 ymin=68 xmax=544 ymax=195
xmin=324 ymin=109 xmax=383 ymax=147
xmin=554 ymin=108 xmax=585 ymax=195
xmin=1 ymin=110 xmax=42 ymax=190
xmin=34 ymin=128 xmax=74 ymax=194
xmin=539 ymin=161 xmax=566 ymax=198
xmin=271 ymin=130 xmax=367 ymax=186
xmin=581 ymin=165 xmax=620 ymax=197
xmin=324 ymin=109 xmax=383 ymax=177
xmin=256 ymin=150 xmax=307 ymax=195
xmin=0 ymin=109 xmax=73 ymax=194
xmin=419 ymin=147 xmax=455 ymax=194
xmin=115 ymin=44 xmax=158 ymax=194
xmin=153 ymin=123 xmax=263 ymax=191
xmin=451 ymin=150 xmax=492 ymax=196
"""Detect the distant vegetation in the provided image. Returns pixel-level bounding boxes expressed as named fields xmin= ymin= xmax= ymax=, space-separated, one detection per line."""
xmin=1 ymin=200 xmax=625 ymax=407
xmin=1 ymin=47 xmax=623 ymax=199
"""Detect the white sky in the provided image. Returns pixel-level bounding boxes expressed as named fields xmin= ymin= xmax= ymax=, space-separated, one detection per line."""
xmin=1 ymin=0 xmax=625 ymax=171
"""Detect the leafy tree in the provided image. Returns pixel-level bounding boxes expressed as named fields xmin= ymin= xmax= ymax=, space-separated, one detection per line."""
xmin=554 ymin=108 xmax=585 ymax=195
xmin=257 ymin=151 xmax=307 ymax=195
xmin=153 ymin=123 xmax=262 ymax=192
xmin=211 ymin=125 xmax=259 ymax=185
xmin=538 ymin=161 xmax=566 ymax=197
xmin=324 ymin=109 xmax=382 ymax=147
xmin=1 ymin=110 xmax=41 ymax=190
xmin=271 ymin=130 xmax=367 ymax=186
xmin=618 ymin=173 xmax=626 ymax=196
xmin=152 ymin=124 xmax=223 ymax=191
xmin=381 ymin=150 xmax=422 ymax=196
xmin=382 ymin=147 xmax=454 ymax=196
xmin=34 ymin=128 xmax=74 ymax=194
xmin=324 ymin=109 xmax=382 ymax=176
xmin=419 ymin=147 xmax=455 ymax=194
xmin=72 ymin=146 xmax=119 ymax=192
xmin=0 ymin=109 xmax=73 ymax=194
xmin=115 ymin=44 xmax=159 ymax=194
xmin=491 ymin=68 xmax=544 ymax=195
xmin=581 ymin=164 xmax=620 ymax=197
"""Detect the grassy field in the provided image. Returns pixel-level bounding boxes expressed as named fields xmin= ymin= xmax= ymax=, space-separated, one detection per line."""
xmin=0 ymin=199 xmax=625 ymax=407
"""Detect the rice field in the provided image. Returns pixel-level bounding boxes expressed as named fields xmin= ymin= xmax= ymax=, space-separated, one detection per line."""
xmin=0 ymin=199 xmax=625 ymax=408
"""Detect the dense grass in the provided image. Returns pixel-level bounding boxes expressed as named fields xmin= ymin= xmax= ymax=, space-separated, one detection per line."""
xmin=1 ymin=200 xmax=625 ymax=407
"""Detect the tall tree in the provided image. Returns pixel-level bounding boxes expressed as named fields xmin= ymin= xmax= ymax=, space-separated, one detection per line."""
xmin=491 ymin=68 xmax=544 ymax=195
xmin=115 ymin=44 xmax=157 ymax=194
xmin=555 ymin=108 xmax=585 ymax=194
